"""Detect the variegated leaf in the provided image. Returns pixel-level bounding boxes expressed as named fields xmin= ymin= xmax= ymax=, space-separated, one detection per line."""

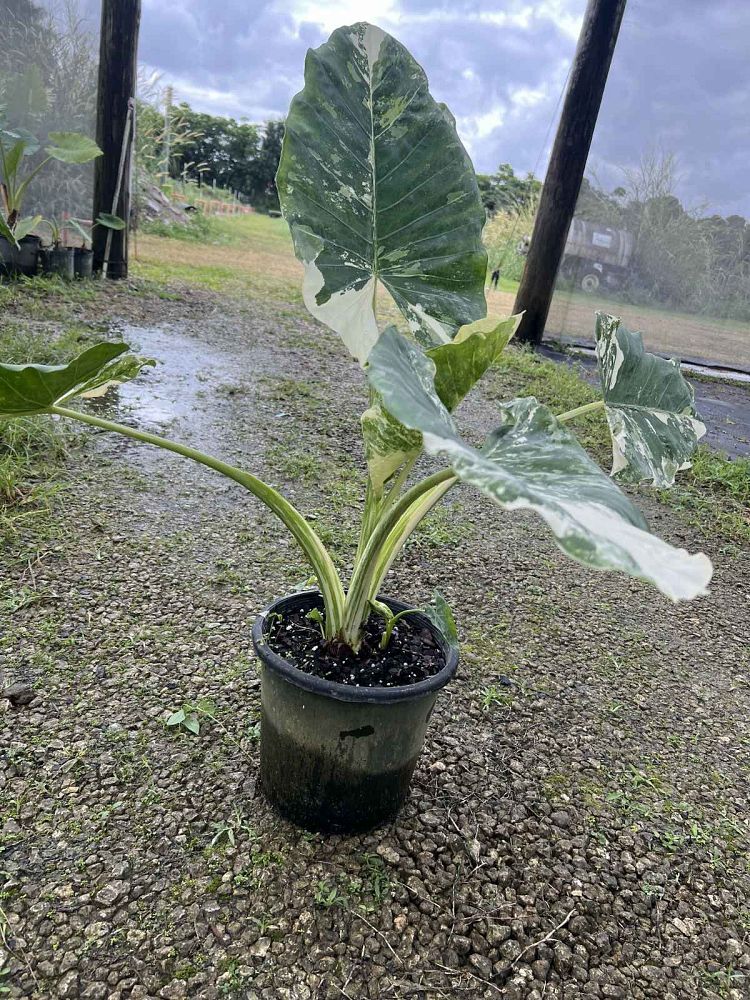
xmin=367 ymin=327 xmax=712 ymax=602
xmin=0 ymin=343 xmax=154 ymax=416
xmin=362 ymin=315 xmax=518 ymax=495
xmin=277 ymin=21 xmax=487 ymax=364
xmin=595 ymin=313 xmax=705 ymax=487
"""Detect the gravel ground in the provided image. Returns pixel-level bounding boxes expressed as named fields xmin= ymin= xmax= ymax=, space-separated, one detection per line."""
xmin=2 ymin=283 xmax=750 ymax=1000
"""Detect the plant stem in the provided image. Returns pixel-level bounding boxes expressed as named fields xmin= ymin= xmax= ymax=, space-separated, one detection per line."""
xmin=366 ymin=477 xmax=456 ymax=605
xmin=48 ymin=404 xmax=346 ymax=634
xmin=340 ymin=468 xmax=455 ymax=649
xmin=556 ymin=399 xmax=605 ymax=423
xmin=379 ymin=608 xmax=414 ymax=649
xmin=382 ymin=454 xmax=417 ymax=511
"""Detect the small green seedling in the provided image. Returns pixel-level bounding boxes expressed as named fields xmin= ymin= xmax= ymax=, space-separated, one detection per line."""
xmin=314 ymin=880 xmax=341 ymax=909
xmin=305 ymin=606 xmax=325 ymax=636
xmin=166 ymin=698 xmax=216 ymax=735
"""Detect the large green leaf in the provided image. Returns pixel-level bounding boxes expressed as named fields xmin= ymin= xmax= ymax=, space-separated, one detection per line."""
xmin=13 ymin=215 xmax=41 ymax=241
xmin=362 ymin=315 xmax=518 ymax=495
xmin=45 ymin=132 xmax=102 ymax=164
xmin=595 ymin=313 xmax=705 ymax=487
xmin=367 ymin=327 xmax=712 ymax=601
xmin=277 ymin=21 xmax=487 ymax=364
xmin=0 ymin=213 xmax=17 ymax=247
xmin=0 ymin=343 xmax=154 ymax=416
xmin=96 ymin=213 xmax=126 ymax=230
xmin=3 ymin=140 xmax=26 ymax=182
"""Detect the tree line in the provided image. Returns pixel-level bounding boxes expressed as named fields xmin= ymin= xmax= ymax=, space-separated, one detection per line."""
xmin=136 ymin=98 xmax=284 ymax=212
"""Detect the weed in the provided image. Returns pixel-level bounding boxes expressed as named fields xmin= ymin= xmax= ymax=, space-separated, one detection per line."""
xmin=165 ymin=698 xmax=217 ymax=736
xmin=479 ymin=681 xmax=515 ymax=711
xmin=314 ymin=880 xmax=342 ymax=909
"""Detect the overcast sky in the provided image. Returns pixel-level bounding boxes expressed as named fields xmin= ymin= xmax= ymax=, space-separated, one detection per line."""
xmin=78 ymin=0 xmax=750 ymax=216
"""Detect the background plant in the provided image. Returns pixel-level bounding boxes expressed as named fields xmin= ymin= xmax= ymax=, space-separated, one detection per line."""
xmin=1 ymin=0 xmax=98 ymax=220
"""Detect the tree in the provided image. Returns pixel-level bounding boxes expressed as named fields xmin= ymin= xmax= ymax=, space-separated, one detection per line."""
xmin=244 ymin=120 xmax=284 ymax=211
xmin=163 ymin=105 xmax=284 ymax=210
xmin=477 ymin=162 xmax=540 ymax=216
xmin=170 ymin=104 xmax=260 ymax=194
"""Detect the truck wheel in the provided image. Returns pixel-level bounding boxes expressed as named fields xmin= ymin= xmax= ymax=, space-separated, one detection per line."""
xmin=581 ymin=272 xmax=600 ymax=293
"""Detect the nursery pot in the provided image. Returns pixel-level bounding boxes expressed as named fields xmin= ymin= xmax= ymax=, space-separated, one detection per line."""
xmin=43 ymin=246 xmax=75 ymax=280
xmin=74 ymin=247 xmax=94 ymax=279
xmin=252 ymin=591 xmax=459 ymax=833
xmin=0 ymin=235 xmax=41 ymax=277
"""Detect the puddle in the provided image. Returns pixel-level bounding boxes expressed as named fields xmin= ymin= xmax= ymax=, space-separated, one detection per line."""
xmin=114 ymin=324 xmax=239 ymax=443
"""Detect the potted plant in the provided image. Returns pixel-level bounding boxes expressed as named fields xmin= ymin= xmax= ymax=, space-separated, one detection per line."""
xmin=0 ymin=125 xmax=102 ymax=276
xmin=0 ymin=23 xmax=712 ymax=833
xmin=67 ymin=213 xmax=125 ymax=278
xmin=40 ymin=217 xmax=75 ymax=279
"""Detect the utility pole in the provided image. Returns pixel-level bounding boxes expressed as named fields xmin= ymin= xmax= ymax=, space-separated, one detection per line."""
xmin=163 ymin=84 xmax=174 ymax=181
xmin=513 ymin=0 xmax=627 ymax=344
xmin=92 ymin=0 xmax=141 ymax=278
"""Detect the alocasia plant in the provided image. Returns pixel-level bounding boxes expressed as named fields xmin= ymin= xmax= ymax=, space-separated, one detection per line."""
xmin=0 ymin=22 xmax=712 ymax=656
xmin=0 ymin=127 xmax=103 ymax=247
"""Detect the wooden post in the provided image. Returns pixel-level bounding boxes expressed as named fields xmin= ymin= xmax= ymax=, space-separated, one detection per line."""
xmin=92 ymin=0 xmax=141 ymax=278
xmin=513 ymin=0 xmax=627 ymax=344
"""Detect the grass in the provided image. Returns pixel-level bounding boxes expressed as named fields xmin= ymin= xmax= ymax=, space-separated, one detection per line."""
xmin=0 ymin=322 xmax=98 ymax=548
xmin=660 ymin=447 xmax=750 ymax=544
xmin=132 ymin=214 xmax=303 ymax=303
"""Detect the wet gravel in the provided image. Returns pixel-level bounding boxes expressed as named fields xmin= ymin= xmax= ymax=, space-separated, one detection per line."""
xmin=1 ymin=281 xmax=749 ymax=999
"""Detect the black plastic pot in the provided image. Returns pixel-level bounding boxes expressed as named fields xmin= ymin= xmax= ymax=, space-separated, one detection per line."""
xmin=0 ymin=235 xmax=41 ymax=277
xmin=74 ymin=247 xmax=93 ymax=279
xmin=43 ymin=246 xmax=75 ymax=280
xmin=252 ymin=591 xmax=459 ymax=833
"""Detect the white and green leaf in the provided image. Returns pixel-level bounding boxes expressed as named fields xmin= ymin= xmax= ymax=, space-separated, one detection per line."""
xmin=362 ymin=315 xmax=518 ymax=495
xmin=277 ymin=21 xmax=487 ymax=364
xmin=0 ymin=343 xmax=155 ymax=416
xmin=595 ymin=313 xmax=705 ymax=487
xmin=367 ymin=327 xmax=712 ymax=602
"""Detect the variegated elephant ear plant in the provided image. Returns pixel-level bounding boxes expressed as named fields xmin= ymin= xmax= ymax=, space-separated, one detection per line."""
xmin=0 ymin=23 xmax=712 ymax=659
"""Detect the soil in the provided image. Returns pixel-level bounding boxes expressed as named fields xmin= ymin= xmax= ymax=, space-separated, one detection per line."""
xmin=265 ymin=603 xmax=444 ymax=688
xmin=1 ymin=277 xmax=749 ymax=1000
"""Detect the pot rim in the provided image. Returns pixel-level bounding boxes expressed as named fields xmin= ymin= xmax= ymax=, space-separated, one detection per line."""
xmin=252 ymin=589 xmax=458 ymax=704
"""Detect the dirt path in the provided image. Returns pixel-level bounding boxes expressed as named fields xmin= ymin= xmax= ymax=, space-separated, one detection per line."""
xmin=2 ymin=289 xmax=749 ymax=1000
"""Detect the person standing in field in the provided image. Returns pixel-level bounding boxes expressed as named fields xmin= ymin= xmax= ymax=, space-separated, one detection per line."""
xmin=490 ymin=267 xmax=500 ymax=289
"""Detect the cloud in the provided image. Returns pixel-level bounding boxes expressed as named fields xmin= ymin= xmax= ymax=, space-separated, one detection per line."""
xmin=70 ymin=0 xmax=750 ymax=216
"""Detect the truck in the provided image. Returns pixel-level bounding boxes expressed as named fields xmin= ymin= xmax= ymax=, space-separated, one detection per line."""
xmin=559 ymin=218 xmax=635 ymax=293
